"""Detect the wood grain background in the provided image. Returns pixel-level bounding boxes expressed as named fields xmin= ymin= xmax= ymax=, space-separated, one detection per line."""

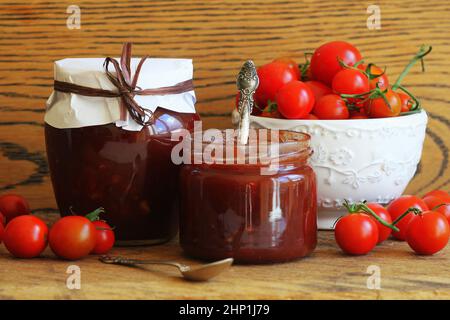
xmin=0 ymin=0 xmax=449 ymax=213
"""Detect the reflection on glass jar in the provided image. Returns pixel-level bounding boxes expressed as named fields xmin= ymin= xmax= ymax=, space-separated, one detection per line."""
xmin=180 ymin=130 xmax=317 ymax=263
xmin=45 ymin=107 xmax=199 ymax=245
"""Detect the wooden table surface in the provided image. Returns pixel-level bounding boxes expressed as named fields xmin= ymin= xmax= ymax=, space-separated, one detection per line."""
xmin=0 ymin=0 xmax=450 ymax=299
xmin=1 ymin=213 xmax=449 ymax=300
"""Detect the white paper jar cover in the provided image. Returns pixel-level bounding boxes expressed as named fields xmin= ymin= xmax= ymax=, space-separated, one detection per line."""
xmin=45 ymin=58 xmax=196 ymax=131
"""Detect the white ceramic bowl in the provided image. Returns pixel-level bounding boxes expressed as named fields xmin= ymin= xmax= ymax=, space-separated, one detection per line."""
xmin=250 ymin=110 xmax=428 ymax=229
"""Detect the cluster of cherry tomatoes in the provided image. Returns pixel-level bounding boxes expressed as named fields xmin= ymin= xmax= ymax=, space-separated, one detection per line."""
xmin=0 ymin=194 xmax=115 ymax=260
xmin=243 ymin=41 xmax=431 ymax=120
xmin=335 ymin=189 xmax=450 ymax=256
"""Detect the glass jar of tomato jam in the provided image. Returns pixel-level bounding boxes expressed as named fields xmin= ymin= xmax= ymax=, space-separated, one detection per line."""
xmin=179 ymin=129 xmax=317 ymax=263
xmin=46 ymin=108 xmax=199 ymax=245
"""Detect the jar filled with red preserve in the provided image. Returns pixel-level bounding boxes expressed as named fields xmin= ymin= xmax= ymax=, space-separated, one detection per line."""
xmin=179 ymin=129 xmax=317 ymax=263
xmin=44 ymin=46 xmax=199 ymax=245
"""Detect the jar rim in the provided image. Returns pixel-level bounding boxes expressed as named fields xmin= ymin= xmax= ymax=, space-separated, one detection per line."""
xmin=181 ymin=128 xmax=311 ymax=166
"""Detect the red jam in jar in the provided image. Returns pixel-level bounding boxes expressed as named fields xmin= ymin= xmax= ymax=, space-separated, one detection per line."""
xmin=179 ymin=130 xmax=317 ymax=263
xmin=45 ymin=107 xmax=199 ymax=245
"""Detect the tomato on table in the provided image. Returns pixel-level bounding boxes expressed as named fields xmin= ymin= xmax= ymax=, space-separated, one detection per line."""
xmin=91 ymin=220 xmax=115 ymax=255
xmin=255 ymin=61 xmax=298 ymax=109
xmin=313 ymin=94 xmax=349 ymax=120
xmin=3 ymin=215 xmax=48 ymax=258
xmin=335 ymin=213 xmax=379 ymax=255
xmin=424 ymin=190 xmax=450 ymax=203
xmin=0 ymin=194 xmax=30 ymax=224
xmin=302 ymin=113 xmax=318 ymax=120
xmin=49 ymin=216 xmax=96 ymax=260
xmin=350 ymin=111 xmax=369 ymax=119
xmin=310 ymin=41 xmax=362 ymax=86
xmin=387 ymin=195 xmax=429 ymax=240
xmin=364 ymin=89 xmax=401 ymax=118
xmin=275 ymin=81 xmax=315 ymax=119
xmin=366 ymin=203 xmax=393 ymax=243
xmin=406 ymin=210 xmax=450 ymax=255
xmin=422 ymin=195 xmax=450 ymax=224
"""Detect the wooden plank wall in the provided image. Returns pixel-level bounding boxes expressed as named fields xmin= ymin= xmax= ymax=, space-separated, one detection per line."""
xmin=0 ymin=0 xmax=449 ymax=213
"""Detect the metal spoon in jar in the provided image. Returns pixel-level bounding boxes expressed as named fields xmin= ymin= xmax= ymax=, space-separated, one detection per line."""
xmin=99 ymin=255 xmax=233 ymax=282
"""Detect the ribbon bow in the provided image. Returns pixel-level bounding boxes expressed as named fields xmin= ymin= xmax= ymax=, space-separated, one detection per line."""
xmin=54 ymin=42 xmax=194 ymax=126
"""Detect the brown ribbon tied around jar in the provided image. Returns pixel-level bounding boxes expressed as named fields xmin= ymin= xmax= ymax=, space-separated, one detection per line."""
xmin=53 ymin=43 xmax=194 ymax=126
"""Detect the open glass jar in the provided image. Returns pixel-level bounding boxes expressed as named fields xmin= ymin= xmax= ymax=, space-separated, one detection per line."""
xmin=179 ymin=129 xmax=317 ymax=263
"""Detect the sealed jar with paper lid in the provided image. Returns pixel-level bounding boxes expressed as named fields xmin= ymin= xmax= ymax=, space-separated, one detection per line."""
xmin=44 ymin=45 xmax=199 ymax=245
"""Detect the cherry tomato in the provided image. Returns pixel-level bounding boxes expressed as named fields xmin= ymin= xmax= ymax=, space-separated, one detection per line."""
xmin=424 ymin=190 xmax=450 ymax=203
xmin=422 ymin=195 xmax=450 ymax=224
xmin=406 ymin=210 xmax=450 ymax=255
xmin=3 ymin=215 xmax=48 ymax=258
xmin=364 ymin=89 xmax=401 ymax=118
xmin=91 ymin=220 xmax=115 ymax=255
xmin=275 ymin=81 xmax=315 ymax=119
xmin=357 ymin=63 xmax=389 ymax=90
xmin=310 ymin=41 xmax=362 ymax=86
xmin=365 ymin=203 xmax=392 ymax=243
xmin=313 ymin=94 xmax=349 ymax=120
xmin=272 ymin=57 xmax=301 ymax=79
xmin=255 ymin=62 xmax=298 ymax=109
xmin=0 ymin=222 xmax=4 ymax=244
xmin=302 ymin=113 xmax=319 ymax=120
xmin=305 ymin=80 xmax=333 ymax=104
xmin=49 ymin=216 xmax=96 ymax=260
xmin=0 ymin=212 xmax=5 ymax=225
xmin=335 ymin=213 xmax=379 ymax=255
xmin=387 ymin=195 xmax=429 ymax=240
xmin=0 ymin=194 xmax=30 ymax=224
xmin=332 ymin=69 xmax=370 ymax=96
xmin=350 ymin=111 xmax=369 ymax=119
xmin=398 ymin=92 xmax=413 ymax=112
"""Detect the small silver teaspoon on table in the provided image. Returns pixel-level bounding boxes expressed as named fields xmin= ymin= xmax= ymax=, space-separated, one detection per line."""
xmin=99 ymin=255 xmax=234 ymax=282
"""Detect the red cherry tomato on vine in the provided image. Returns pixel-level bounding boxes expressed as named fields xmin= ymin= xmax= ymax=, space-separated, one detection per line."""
xmin=313 ymin=94 xmax=349 ymax=120
xmin=275 ymin=81 xmax=315 ymax=119
xmin=49 ymin=216 xmax=96 ymax=260
xmin=3 ymin=215 xmax=48 ymax=258
xmin=349 ymin=111 xmax=369 ymax=119
xmin=0 ymin=194 xmax=30 ymax=224
xmin=310 ymin=41 xmax=362 ymax=86
xmin=255 ymin=62 xmax=298 ymax=109
xmin=302 ymin=113 xmax=318 ymax=120
xmin=364 ymin=89 xmax=402 ymax=118
xmin=305 ymin=80 xmax=332 ymax=104
xmin=424 ymin=190 xmax=450 ymax=203
xmin=272 ymin=57 xmax=301 ymax=79
xmin=398 ymin=91 xmax=413 ymax=112
xmin=91 ymin=220 xmax=115 ymax=255
xmin=335 ymin=213 xmax=379 ymax=255
xmin=366 ymin=203 xmax=392 ymax=243
xmin=406 ymin=210 xmax=450 ymax=255
xmin=357 ymin=63 xmax=389 ymax=90
xmin=332 ymin=69 xmax=370 ymax=96
xmin=422 ymin=195 xmax=450 ymax=225
xmin=387 ymin=195 xmax=429 ymax=240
